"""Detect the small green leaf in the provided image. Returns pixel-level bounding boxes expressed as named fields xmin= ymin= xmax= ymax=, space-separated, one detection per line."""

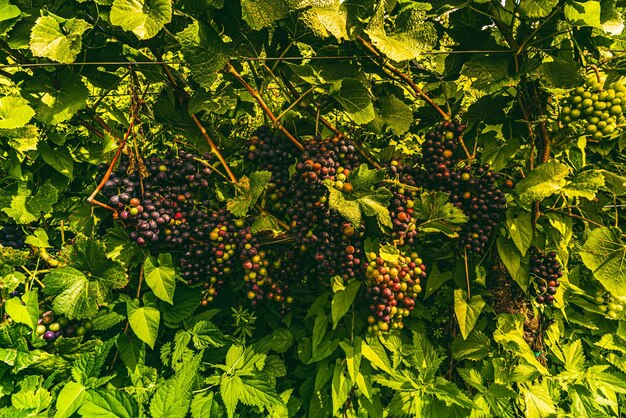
xmin=227 ymin=171 xmax=272 ymax=217
xmin=240 ymin=0 xmax=288 ymax=31
xmin=331 ymin=278 xmax=360 ymax=329
xmin=413 ymin=191 xmax=468 ymax=237
xmin=515 ymin=161 xmax=571 ymax=205
xmin=0 ymin=0 xmax=20 ymax=22
xmin=506 ymin=209 xmax=533 ymax=256
xmin=78 ymin=389 xmax=139 ymax=418
xmin=116 ymin=334 xmax=145 ymax=373
xmin=144 ymin=253 xmax=176 ymax=304
xmin=301 ymin=4 xmax=349 ymax=40
xmin=523 ymin=382 xmax=556 ymax=418
xmin=565 ymin=1 xmax=602 ymax=28
xmin=518 ymin=0 xmax=559 ymax=18
xmin=26 ymin=72 xmax=88 ymax=125
xmin=451 ymin=331 xmax=491 ymax=361
xmin=110 ymin=0 xmax=172 ymax=40
xmin=30 ymin=15 xmax=91 ymax=64
xmin=24 ymin=228 xmax=50 ymax=248
xmin=562 ymin=169 xmax=605 ymax=200
xmin=127 ymin=298 xmax=160 ymax=349
xmin=38 ymin=142 xmax=74 ymax=179
xmin=191 ymin=391 xmax=222 ymax=418
xmin=0 ymin=96 xmax=34 ymax=129
xmin=453 ymin=289 xmax=485 ymax=340
xmin=54 ymin=382 xmax=87 ymax=418
xmin=497 ymin=237 xmax=530 ymax=291
xmin=4 ymin=290 xmax=38 ymax=330
xmin=424 ymin=264 xmax=452 ymax=299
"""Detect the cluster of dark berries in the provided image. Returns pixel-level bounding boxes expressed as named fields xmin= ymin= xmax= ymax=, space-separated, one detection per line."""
xmin=419 ymin=120 xmax=464 ymax=189
xmin=0 ymin=223 xmax=26 ymax=248
xmin=531 ymin=251 xmax=562 ymax=305
xmin=99 ymin=150 xmax=212 ymax=247
xmin=36 ymin=309 xmax=92 ymax=342
xmin=386 ymin=161 xmax=419 ymax=246
xmin=365 ymin=251 xmax=425 ymax=334
xmin=247 ymin=127 xmax=298 ymax=213
xmin=447 ymin=165 xmax=507 ymax=253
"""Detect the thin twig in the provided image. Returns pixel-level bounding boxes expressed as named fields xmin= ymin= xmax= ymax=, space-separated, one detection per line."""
xmin=464 ymin=248 xmax=471 ymax=300
xmin=225 ymin=62 xmax=304 ymax=151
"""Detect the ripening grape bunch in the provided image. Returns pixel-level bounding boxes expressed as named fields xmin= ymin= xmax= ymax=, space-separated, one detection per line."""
xmin=594 ymin=291 xmax=626 ymax=319
xmin=0 ymin=223 xmax=26 ymax=248
xmin=365 ymin=251 xmax=426 ymax=334
xmin=560 ymin=75 xmax=626 ymax=139
xmin=530 ymin=251 xmax=562 ymax=305
xmin=419 ymin=120 xmax=464 ymax=189
xmin=35 ymin=309 xmax=92 ymax=342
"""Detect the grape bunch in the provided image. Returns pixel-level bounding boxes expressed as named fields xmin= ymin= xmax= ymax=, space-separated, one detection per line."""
xmin=35 ymin=309 xmax=92 ymax=342
xmin=386 ymin=161 xmax=419 ymax=246
xmin=447 ymin=164 xmax=507 ymax=253
xmin=594 ymin=291 xmax=626 ymax=319
xmin=99 ymin=150 xmax=213 ymax=247
xmin=365 ymin=250 xmax=426 ymax=334
xmin=560 ymin=76 xmax=626 ymax=140
xmin=247 ymin=127 xmax=298 ymax=213
xmin=530 ymin=251 xmax=562 ymax=305
xmin=0 ymin=223 xmax=26 ymax=249
xmin=419 ymin=120 xmax=464 ymax=188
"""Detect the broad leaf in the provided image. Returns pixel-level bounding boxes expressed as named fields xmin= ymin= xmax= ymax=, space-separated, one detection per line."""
xmin=515 ymin=161 xmax=571 ymax=205
xmin=563 ymin=170 xmax=605 ymax=200
xmin=497 ymin=237 xmax=530 ymax=290
xmin=227 ymin=171 xmax=272 ymax=217
xmin=150 ymin=352 xmax=202 ymax=418
xmin=127 ymin=299 xmax=160 ymax=349
xmin=518 ymin=0 xmax=559 ymax=18
xmin=4 ymin=290 xmax=38 ymax=330
xmin=565 ymin=1 xmax=602 ymax=28
xmin=241 ymin=0 xmax=288 ymax=31
xmin=78 ymin=389 xmax=139 ymax=418
xmin=38 ymin=141 xmax=74 ymax=179
xmin=110 ymin=0 xmax=172 ymax=40
xmin=144 ymin=253 xmax=176 ymax=304
xmin=506 ymin=209 xmax=533 ymax=255
xmin=413 ymin=191 xmax=468 ymax=237
xmin=580 ymin=227 xmax=626 ymax=297
xmin=30 ymin=15 xmax=91 ymax=63
xmin=0 ymin=96 xmax=34 ymax=129
xmin=331 ymin=277 xmax=360 ymax=329
xmin=523 ymin=383 xmax=556 ymax=418
xmin=331 ymin=78 xmax=375 ymax=125
xmin=54 ymin=382 xmax=86 ymax=418
xmin=453 ymin=289 xmax=485 ymax=340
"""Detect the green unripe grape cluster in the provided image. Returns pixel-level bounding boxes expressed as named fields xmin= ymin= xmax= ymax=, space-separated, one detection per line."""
xmin=594 ymin=290 xmax=626 ymax=320
xmin=560 ymin=76 xmax=626 ymax=140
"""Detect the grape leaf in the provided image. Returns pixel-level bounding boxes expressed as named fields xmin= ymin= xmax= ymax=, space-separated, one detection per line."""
xmin=30 ymin=15 xmax=91 ymax=64
xmin=127 ymin=298 xmax=160 ymax=349
xmin=506 ymin=209 xmax=533 ymax=256
xmin=25 ymin=71 xmax=88 ymax=125
xmin=144 ymin=253 xmax=176 ymax=304
xmin=515 ymin=161 xmax=571 ymax=205
xmin=240 ymin=0 xmax=288 ymax=31
xmin=38 ymin=141 xmax=74 ymax=179
xmin=110 ymin=0 xmax=172 ymax=40
xmin=497 ymin=237 xmax=530 ymax=290
xmin=4 ymin=290 xmax=38 ymax=330
xmin=562 ymin=169 xmax=605 ymax=200
xmin=375 ymin=94 xmax=413 ymax=135
xmin=0 ymin=96 xmax=34 ymax=129
xmin=565 ymin=1 xmax=602 ymax=28
xmin=178 ymin=21 xmax=230 ymax=91
xmin=412 ymin=191 xmax=468 ymax=237
xmin=580 ymin=227 xmax=626 ymax=297
xmin=523 ymin=382 xmax=556 ymax=418
xmin=518 ymin=0 xmax=559 ymax=18
xmin=220 ymin=375 xmax=284 ymax=418
xmin=3 ymin=182 xmax=59 ymax=224
xmin=301 ymin=4 xmax=349 ymax=40
xmin=330 ymin=78 xmax=376 ymax=125
xmin=0 ymin=0 xmax=19 ymax=22
xmin=227 ymin=171 xmax=272 ymax=217
xmin=2 ymin=125 xmax=39 ymax=154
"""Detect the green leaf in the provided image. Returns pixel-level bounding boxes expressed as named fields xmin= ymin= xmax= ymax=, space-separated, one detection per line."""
xmin=5 ymin=290 xmax=38 ymax=331
xmin=424 ymin=264 xmax=452 ymax=299
xmin=536 ymin=59 xmax=583 ymax=89
xmin=412 ymin=191 xmax=468 ymax=237
xmin=0 ymin=0 xmax=19 ymax=22
xmin=601 ymin=170 xmax=626 ymax=195
xmin=54 ymin=382 xmax=86 ymax=418
xmin=375 ymin=94 xmax=413 ymax=135
xmin=144 ymin=253 xmax=176 ymax=304
xmin=361 ymin=340 xmax=392 ymax=374
xmin=2 ymin=125 xmax=40 ymax=154
xmin=150 ymin=352 xmax=202 ymax=418
xmin=563 ymin=170 xmax=605 ymax=200
xmin=26 ymin=72 xmax=88 ymax=125
xmin=497 ymin=237 xmax=530 ymax=290
xmin=30 ymin=15 xmax=91 ymax=64
xmin=331 ymin=78 xmax=375 ymax=125
xmin=332 ymin=363 xmax=350 ymax=414
xmin=580 ymin=227 xmax=626 ymax=297
xmin=523 ymin=383 xmax=556 ymax=418
xmin=240 ymin=0 xmax=288 ymax=31
xmin=565 ymin=1 xmax=602 ymax=28
xmin=518 ymin=0 xmax=559 ymax=18
xmin=494 ymin=314 xmax=548 ymax=375
xmin=453 ymin=289 xmax=486 ymax=340
xmin=178 ymin=21 xmax=230 ymax=91
xmin=601 ymin=0 xmax=624 ymax=35
xmin=38 ymin=142 xmax=74 ymax=179
xmin=0 ymin=96 xmax=34 ymax=129
xmin=220 ymin=375 xmax=284 ymax=418
xmin=191 ymin=391 xmax=222 ymax=418
xmin=127 ymin=298 xmax=160 ymax=349
xmin=24 ymin=228 xmax=50 ymax=248
xmin=506 ymin=209 xmax=533 ymax=256
xmin=301 ymin=4 xmax=349 ymax=40
xmin=451 ymin=331 xmax=491 ymax=361
xmin=110 ymin=0 xmax=172 ymax=40
xmin=11 ymin=386 xmax=52 ymax=413
xmin=116 ymin=334 xmax=144 ymax=373
xmin=78 ymin=389 xmax=139 ymax=418
xmin=331 ymin=277 xmax=360 ymax=329
xmin=227 ymin=171 xmax=272 ymax=217
xmin=461 ymin=56 xmax=514 ymax=93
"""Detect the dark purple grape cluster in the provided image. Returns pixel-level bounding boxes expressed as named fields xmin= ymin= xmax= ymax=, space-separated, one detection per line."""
xmin=420 ymin=120 xmax=464 ymax=188
xmin=447 ymin=165 xmax=507 ymax=253
xmin=36 ymin=309 xmax=92 ymax=342
xmin=0 ymin=223 xmax=25 ymax=248
xmin=99 ymin=150 xmax=213 ymax=247
xmin=531 ymin=251 xmax=562 ymax=305
xmin=365 ymin=251 xmax=426 ymax=335
xmin=247 ymin=127 xmax=298 ymax=213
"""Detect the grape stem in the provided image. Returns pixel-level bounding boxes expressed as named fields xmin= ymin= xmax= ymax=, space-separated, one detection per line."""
xmin=356 ymin=36 xmax=450 ymax=121
xmin=224 ymin=62 xmax=304 ymax=151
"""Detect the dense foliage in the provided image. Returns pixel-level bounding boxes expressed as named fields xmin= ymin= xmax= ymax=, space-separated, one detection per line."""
xmin=2 ymin=0 xmax=626 ymax=417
